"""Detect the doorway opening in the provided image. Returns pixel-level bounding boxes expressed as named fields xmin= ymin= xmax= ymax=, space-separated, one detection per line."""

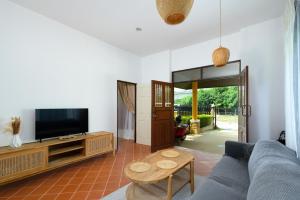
xmin=174 ymin=86 xmax=239 ymax=154
xmin=117 ymin=81 xmax=136 ymax=150
xmin=172 ymin=60 xmax=248 ymax=155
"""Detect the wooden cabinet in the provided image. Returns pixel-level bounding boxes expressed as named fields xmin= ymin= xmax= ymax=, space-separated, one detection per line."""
xmin=85 ymin=134 xmax=113 ymax=156
xmin=0 ymin=132 xmax=114 ymax=185
xmin=0 ymin=148 xmax=48 ymax=183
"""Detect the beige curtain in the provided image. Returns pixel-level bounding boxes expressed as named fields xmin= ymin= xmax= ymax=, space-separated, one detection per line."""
xmin=118 ymin=82 xmax=135 ymax=140
xmin=118 ymin=82 xmax=135 ymax=113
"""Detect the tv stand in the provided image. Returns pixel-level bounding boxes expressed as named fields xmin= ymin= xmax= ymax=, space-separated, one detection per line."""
xmin=0 ymin=131 xmax=114 ymax=185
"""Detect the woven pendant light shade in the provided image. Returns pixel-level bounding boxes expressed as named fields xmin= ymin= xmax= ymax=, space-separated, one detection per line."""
xmin=212 ymin=47 xmax=230 ymax=67
xmin=212 ymin=0 xmax=230 ymax=67
xmin=156 ymin=0 xmax=194 ymax=25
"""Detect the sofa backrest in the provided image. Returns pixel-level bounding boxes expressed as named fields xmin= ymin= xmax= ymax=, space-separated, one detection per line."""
xmin=248 ymin=140 xmax=298 ymax=181
xmin=247 ymin=140 xmax=300 ymax=200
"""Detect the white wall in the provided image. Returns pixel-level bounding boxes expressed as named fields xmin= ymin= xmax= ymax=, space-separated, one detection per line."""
xmin=0 ymin=0 xmax=141 ymax=147
xmin=140 ymin=17 xmax=285 ymax=145
xmin=240 ymin=17 xmax=285 ymax=142
xmin=137 ymin=51 xmax=172 ymax=145
xmin=136 ymin=85 xmax=151 ymax=145
xmin=172 ymin=32 xmax=241 ymax=71
xmin=141 ymin=51 xmax=172 ymax=84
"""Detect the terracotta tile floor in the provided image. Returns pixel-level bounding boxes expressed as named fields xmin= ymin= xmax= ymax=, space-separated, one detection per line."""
xmin=0 ymin=139 xmax=221 ymax=200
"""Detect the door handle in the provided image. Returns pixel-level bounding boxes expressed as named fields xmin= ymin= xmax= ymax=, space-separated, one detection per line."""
xmin=241 ymin=105 xmax=245 ymax=116
xmin=242 ymin=105 xmax=247 ymax=117
xmin=248 ymin=105 xmax=252 ymax=117
xmin=241 ymin=105 xmax=251 ymax=117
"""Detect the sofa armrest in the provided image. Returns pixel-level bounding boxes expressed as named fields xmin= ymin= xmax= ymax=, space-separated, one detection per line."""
xmin=225 ymin=141 xmax=255 ymax=160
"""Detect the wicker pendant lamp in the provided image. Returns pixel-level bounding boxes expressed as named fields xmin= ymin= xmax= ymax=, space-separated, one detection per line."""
xmin=156 ymin=0 xmax=194 ymax=25
xmin=212 ymin=0 xmax=230 ymax=67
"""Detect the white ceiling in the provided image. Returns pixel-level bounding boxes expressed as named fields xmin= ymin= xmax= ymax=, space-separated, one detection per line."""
xmin=10 ymin=0 xmax=286 ymax=56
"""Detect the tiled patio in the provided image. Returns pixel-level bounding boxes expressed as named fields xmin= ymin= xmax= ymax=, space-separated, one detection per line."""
xmin=0 ymin=139 xmax=221 ymax=200
xmin=179 ymin=128 xmax=238 ymax=154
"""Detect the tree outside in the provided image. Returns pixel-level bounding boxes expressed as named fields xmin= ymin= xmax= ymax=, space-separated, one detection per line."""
xmin=175 ymin=86 xmax=238 ymax=112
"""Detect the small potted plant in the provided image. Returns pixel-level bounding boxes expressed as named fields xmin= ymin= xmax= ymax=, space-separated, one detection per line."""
xmin=4 ymin=117 xmax=22 ymax=148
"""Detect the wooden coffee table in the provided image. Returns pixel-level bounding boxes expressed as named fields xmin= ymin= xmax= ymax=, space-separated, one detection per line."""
xmin=124 ymin=149 xmax=195 ymax=200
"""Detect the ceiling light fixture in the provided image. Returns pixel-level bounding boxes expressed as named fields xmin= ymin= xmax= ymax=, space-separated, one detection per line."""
xmin=156 ymin=0 xmax=194 ymax=25
xmin=136 ymin=27 xmax=142 ymax=31
xmin=212 ymin=0 xmax=230 ymax=67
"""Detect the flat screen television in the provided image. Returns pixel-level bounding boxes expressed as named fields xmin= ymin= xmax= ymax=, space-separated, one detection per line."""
xmin=35 ymin=108 xmax=88 ymax=141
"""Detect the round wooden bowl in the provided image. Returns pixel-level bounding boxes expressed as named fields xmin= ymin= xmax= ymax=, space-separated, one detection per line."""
xmin=156 ymin=160 xmax=178 ymax=169
xmin=161 ymin=150 xmax=180 ymax=158
xmin=129 ymin=162 xmax=151 ymax=173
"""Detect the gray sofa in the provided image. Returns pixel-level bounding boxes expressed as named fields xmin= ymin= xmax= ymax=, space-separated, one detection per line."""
xmin=192 ymin=140 xmax=300 ymax=200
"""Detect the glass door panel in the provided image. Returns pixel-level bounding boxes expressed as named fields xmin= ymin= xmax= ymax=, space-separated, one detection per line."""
xmin=154 ymin=83 xmax=163 ymax=107
xmin=165 ymin=85 xmax=172 ymax=107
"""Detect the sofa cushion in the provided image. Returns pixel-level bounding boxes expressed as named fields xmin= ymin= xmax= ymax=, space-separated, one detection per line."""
xmin=191 ymin=178 xmax=245 ymax=200
xmin=248 ymin=140 xmax=298 ymax=181
xmin=210 ymin=156 xmax=249 ymax=193
xmin=247 ymin=158 xmax=300 ymax=200
xmin=191 ymin=156 xmax=249 ymax=200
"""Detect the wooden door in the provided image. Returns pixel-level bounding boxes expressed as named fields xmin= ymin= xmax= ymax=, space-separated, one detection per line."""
xmin=238 ymin=66 xmax=250 ymax=142
xmin=151 ymin=80 xmax=174 ymax=152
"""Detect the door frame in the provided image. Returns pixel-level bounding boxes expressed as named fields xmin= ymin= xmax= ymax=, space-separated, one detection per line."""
xmin=171 ymin=60 xmax=241 ymax=78
xmin=117 ymin=80 xmax=137 ymax=150
xmin=239 ymin=66 xmax=249 ymax=142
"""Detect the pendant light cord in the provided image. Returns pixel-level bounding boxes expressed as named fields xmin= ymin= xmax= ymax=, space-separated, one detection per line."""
xmin=219 ymin=0 xmax=222 ymax=47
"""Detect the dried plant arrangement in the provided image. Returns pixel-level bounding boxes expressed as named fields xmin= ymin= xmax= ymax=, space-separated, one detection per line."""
xmin=4 ymin=117 xmax=21 ymax=135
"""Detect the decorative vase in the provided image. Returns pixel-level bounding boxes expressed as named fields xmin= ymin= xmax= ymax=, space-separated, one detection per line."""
xmin=10 ymin=134 xmax=22 ymax=148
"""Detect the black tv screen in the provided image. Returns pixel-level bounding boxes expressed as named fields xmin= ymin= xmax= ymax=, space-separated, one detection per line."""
xmin=35 ymin=108 xmax=88 ymax=140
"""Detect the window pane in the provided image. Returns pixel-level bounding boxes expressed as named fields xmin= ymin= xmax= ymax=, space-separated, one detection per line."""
xmin=173 ymin=61 xmax=240 ymax=83
xmin=202 ymin=62 xmax=240 ymax=79
xmin=155 ymin=83 xmax=163 ymax=107
xmin=165 ymin=85 xmax=171 ymax=107
xmin=173 ymin=68 xmax=201 ymax=83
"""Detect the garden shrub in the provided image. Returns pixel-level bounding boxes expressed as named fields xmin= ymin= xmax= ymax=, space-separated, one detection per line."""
xmin=178 ymin=114 xmax=213 ymax=128
xmin=199 ymin=114 xmax=213 ymax=127
xmin=181 ymin=116 xmax=191 ymax=124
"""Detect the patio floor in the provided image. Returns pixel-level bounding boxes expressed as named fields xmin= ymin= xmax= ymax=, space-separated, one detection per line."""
xmin=178 ymin=116 xmax=238 ymax=155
